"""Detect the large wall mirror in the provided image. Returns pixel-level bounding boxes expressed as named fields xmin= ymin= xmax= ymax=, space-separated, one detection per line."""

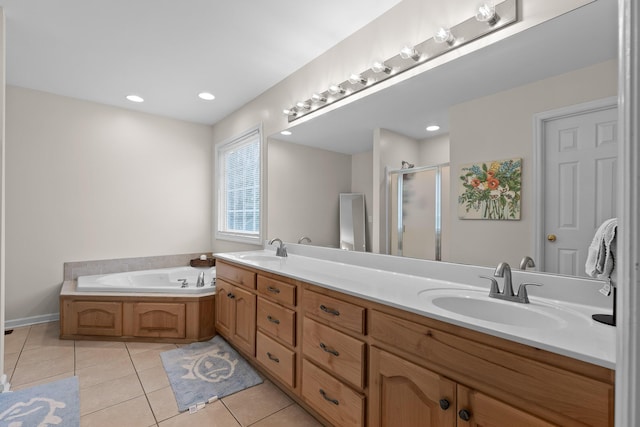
xmin=267 ymin=0 xmax=617 ymax=279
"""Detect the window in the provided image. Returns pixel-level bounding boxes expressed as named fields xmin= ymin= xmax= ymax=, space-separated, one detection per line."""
xmin=216 ymin=125 xmax=263 ymax=244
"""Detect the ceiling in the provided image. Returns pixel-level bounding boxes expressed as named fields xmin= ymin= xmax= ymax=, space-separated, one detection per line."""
xmin=280 ymin=0 xmax=617 ymax=154
xmin=0 ymin=0 xmax=402 ymax=125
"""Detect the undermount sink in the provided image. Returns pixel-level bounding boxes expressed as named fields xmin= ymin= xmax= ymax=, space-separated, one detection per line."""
xmin=419 ymin=288 xmax=573 ymax=328
xmin=236 ymin=254 xmax=283 ymax=262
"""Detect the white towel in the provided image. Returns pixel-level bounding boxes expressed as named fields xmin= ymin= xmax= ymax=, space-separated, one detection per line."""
xmin=585 ymin=218 xmax=618 ymax=280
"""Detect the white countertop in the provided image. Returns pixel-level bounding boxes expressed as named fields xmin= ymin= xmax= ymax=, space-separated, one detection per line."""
xmin=215 ymin=249 xmax=616 ymax=369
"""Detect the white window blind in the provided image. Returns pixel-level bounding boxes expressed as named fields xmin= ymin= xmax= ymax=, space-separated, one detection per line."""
xmin=216 ymin=127 xmax=262 ymax=244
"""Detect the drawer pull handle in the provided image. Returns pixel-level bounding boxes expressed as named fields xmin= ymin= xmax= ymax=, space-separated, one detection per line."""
xmin=227 ymin=293 xmax=235 ymax=299
xmin=319 ymin=389 xmax=339 ymax=405
xmin=267 ymin=286 xmax=281 ymax=294
xmin=319 ymin=305 xmax=340 ymax=316
xmin=267 ymin=315 xmax=280 ymax=325
xmin=266 ymin=352 xmax=280 ymax=363
xmin=458 ymin=409 xmax=472 ymax=421
xmin=319 ymin=342 xmax=340 ymax=357
xmin=439 ymin=399 xmax=450 ymax=410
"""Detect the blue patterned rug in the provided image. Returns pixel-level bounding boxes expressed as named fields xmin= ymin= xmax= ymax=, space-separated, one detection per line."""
xmin=160 ymin=335 xmax=263 ymax=412
xmin=0 ymin=376 xmax=79 ymax=427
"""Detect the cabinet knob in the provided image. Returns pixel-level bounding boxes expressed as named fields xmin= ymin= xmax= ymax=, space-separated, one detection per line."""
xmin=458 ymin=409 xmax=472 ymax=421
xmin=439 ymin=399 xmax=450 ymax=410
xmin=227 ymin=292 xmax=235 ymax=299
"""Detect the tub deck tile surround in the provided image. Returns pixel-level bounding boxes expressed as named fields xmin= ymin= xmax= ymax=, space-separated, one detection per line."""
xmin=4 ymin=322 xmax=320 ymax=426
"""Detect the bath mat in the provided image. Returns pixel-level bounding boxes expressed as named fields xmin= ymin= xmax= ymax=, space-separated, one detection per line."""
xmin=161 ymin=335 xmax=263 ymax=412
xmin=0 ymin=376 xmax=80 ymax=427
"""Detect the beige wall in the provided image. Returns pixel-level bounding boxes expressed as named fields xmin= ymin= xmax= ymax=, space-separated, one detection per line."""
xmin=267 ymin=139 xmax=351 ymax=247
xmin=419 ymin=134 xmax=450 ymax=166
xmin=449 ymin=59 xmax=617 ymax=268
xmin=5 ymin=86 xmax=213 ymax=322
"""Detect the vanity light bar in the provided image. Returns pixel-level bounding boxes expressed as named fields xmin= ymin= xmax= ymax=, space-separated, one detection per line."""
xmin=285 ymin=0 xmax=517 ymax=123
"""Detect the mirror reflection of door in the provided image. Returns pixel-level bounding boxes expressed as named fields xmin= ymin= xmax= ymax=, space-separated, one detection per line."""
xmin=389 ymin=164 xmax=450 ymax=260
xmin=539 ymin=99 xmax=618 ymax=276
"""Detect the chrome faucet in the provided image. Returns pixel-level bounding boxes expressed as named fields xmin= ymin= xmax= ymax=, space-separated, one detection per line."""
xmin=269 ymin=238 xmax=288 ymax=257
xmin=196 ymin=272 xmax=205 ymax=287
xmin=479 ymin=262 xmax=542 ymax=304
xmin=519 ymin=256 xmax=536 ymax=270
xmin=298 ymin=236 xmax=312 ymax=244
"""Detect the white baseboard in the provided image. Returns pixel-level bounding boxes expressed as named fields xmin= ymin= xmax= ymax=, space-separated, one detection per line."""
xmin=1 ymin=374 xmax=10 ymax=392
xmin=5 ymin=313 xmax=59 ymax=329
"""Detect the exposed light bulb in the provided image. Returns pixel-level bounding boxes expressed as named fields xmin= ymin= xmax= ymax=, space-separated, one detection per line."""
xmin=328 ymin=84 xmax=345 ymax=95
xmin=476 ymin=2 xmax=499 ymax=25
xmin=296 ymin=101 xmax=310 ymax=110
xmin=198 ymin=92 xmax=215 ymax=101
xmin=311 ymin=93 xmax=327 ymax=103
xmin=283 ymin=107 xmax=296 ymax=116
xmin=399 ymin=45 xmax=420 ymax=61
xmin=371 ymin=61 xmax=392 ymax=74
xmin=434 ymin=27 xmax=456 ymax=45
xmin=348 ymin=73 xmax=368 ymax=85
xmin=426 ymin=125 xmax=440 ymax=132
xmin=126 ymin=94 xmax=144 ymax=103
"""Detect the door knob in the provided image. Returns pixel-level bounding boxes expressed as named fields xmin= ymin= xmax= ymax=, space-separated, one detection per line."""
xmin=547 ymin=234 xmax=557 ymax=242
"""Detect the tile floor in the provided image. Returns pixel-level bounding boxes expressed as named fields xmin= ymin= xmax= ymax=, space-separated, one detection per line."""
xmin=3 ymin=322 xmax=323 ymax=427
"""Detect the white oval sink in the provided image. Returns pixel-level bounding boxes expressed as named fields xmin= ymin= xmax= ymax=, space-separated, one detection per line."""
xmin=236 ymin=254 xmax=283 ymax=262
xmin=419 ymin=289 xmax=575 ymax=329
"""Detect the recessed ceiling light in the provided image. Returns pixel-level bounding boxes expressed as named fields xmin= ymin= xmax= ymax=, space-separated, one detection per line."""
xmin=280 ymin=130 xmax=292 ymax=136
xmin=126 ymin=94 xmax=144 ymax=103
xmin=198 ymin=92 xmax=215 ymax=101
xmin=426 ymin=125 xmax=440 ymax=132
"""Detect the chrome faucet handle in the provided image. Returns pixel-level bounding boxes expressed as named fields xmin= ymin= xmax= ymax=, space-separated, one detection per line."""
xmin=178 ymin=278 xmax=188 ymax=288
xmin=298 ymin=236 xmax=312 ymax=244
xmin=519 ymin=256 xmax=536 ymax=270
xmin=516 ymin=283 xmax=542 ymax=303
xmin=479 ymin=275 xmax=500 ymax=296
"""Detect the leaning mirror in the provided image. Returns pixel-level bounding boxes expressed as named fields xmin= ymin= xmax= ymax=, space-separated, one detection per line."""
xmin=340 ymin=193 xmax=366 ymax=252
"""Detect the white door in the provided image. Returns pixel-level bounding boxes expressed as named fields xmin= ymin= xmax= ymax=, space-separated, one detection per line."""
xmin=542 ymin=103 xmax=618 ymax=276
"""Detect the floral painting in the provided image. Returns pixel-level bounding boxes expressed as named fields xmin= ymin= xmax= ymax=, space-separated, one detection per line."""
xmin=458 ymin=158 xmax=522 ymax=220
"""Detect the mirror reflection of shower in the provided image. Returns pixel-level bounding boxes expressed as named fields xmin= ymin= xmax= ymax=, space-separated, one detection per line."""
xmin=388 ymin=162 xmax=450 ymax=260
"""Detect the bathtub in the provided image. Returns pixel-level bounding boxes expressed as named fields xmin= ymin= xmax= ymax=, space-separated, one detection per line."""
xmin=76 ymin=266 xmax=216 ymax=294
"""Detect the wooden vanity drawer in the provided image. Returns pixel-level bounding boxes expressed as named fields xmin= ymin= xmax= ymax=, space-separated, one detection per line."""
xmin=370 ymin=309 xmax=613 ymax=427
xmin=303 ymin=289 xmax=365 ymax=335
xmin=216 ymin=261 xmax=256 ymax=290
xmin=302 ymin=359 xmax=364 ymax=427
xmin=257 ymin=297 xmax=296 ymax=347
xmin=303 ymin=317 xmax=365 ymax=389
xmin=256 ymin=331 xmax=296 ymax=388
xmin=257 ymin=275 xmax=296 ymax=306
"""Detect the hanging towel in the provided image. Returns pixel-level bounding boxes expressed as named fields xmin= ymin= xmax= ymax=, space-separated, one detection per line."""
xmin=585 ymin=218 xmax=618 ymax=280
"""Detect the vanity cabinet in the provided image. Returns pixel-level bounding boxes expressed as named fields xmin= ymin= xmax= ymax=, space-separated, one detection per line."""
xmin=254 ymin=274 xmax=300 ymax=389
xmin=215 ymin=279 xmax=256 ymax=356
xmin=301 ymin=287 xmax=367 ymax=427
xmin=215 ymin=261 xmax=258 ymax=356
xmin=212 ymin=258 xmax=614 ymax=427
xmin=369 ymin=347 xmax=555 ymax=427
xmin=369 ymin=309 xmax=613 ymax=427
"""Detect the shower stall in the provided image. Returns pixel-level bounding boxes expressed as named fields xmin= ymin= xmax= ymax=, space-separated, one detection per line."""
xmin=387 ymin=163 xmax=450 ymax=261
